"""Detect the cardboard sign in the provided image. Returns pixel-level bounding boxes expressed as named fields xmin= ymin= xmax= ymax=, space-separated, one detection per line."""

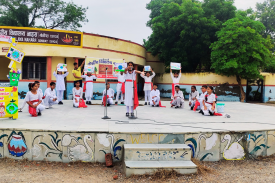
xmin=144 ymin=66 xmax=151 ymax=72
xmin=0 ymin=87 xmax=18 ymax=119
xmin=84 ymin=65 xmax=95 ymax=73
xmin=57 ymin=63 xmax=67 ymax=72
xmin=115 ymin=63 xmax=127 ymax=72
xmin=6 ymin=46 xmax=25 ymax=63
xmin=171 ymin=62 xmax=181 ymax=70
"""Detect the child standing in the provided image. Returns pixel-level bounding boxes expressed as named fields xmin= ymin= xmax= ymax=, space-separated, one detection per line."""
xmin=170 ymin=67 xmax=182 ymax=99
xmin=113 ymin=67 xmax=125 ymax=105
xmin=44 ymin=82 xmax=58 ymax=109
xmin=124 ymin=62 xmax=144 ymax=117
xmin=202 ymin=86 xmax=216 ymax=116
xmin=150 ymin=84 xmax=160 ymax=107
xmin=25 ymin=83 xmax=45 ymax=117
xmin=171 ymin=86 xmax=184 ymax=109
xmin=53 ymin=66 xmax=69 ymax=105
xmin=73 ymin=81 xmax=84 ymax=108
xmin=102 ymin=83 xmax=115 ymax=106
xmin=140 ymin=67 xmax=155 ymax=105
xmin=82 ymin=70 xmax=97 ymax=105
xmin=189 ymin=86 xmax=199 ymax=110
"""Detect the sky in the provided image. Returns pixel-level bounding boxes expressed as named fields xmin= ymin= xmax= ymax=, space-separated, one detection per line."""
xmin=63 ymin=0 xmax=266 ymax=45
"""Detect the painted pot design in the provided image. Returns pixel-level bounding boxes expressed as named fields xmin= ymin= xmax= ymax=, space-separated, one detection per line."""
xmin=8 ymin=135 xmax=27 ymax=157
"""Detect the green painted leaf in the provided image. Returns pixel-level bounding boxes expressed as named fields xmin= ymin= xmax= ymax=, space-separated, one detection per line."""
xmin=8 ymin=131 xmax=17 ymax=142
xmin=113 ymin=139 xmax=126 ymax=151
xmin=99 ymin=150 xmax=106 ymax=155
xmin=250 ymin=146 xmax=261 ymax=155
xmin=54 ymin=132 xmax=58 ymax=141
xmin=49 ymin=134 xmax=56 ymax=143
xmin=39 ymin=142 xmax=55 ymax=151
xmin=185 ymin=138 xmax=197 ymax=151
xmin=77 ymin=137 xmax=82 ymax=141
xmin=56 ymin=139 xmax=61 ymax=146
xmin=0 ymin=134 xmax=8 ymax=140
xmin=255 ymin=134 xmax=263 ymax=142
xmin=200 ymin=153 xmax=213 ymax=161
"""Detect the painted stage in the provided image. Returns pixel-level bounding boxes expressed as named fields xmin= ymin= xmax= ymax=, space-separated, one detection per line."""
xmin=0 ymin=100 xmax=275 ymax=163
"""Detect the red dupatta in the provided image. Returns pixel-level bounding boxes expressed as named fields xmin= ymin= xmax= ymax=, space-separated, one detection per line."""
xmin=134 ymin=80 xmax=139 ymax=110
xmin=29 ymin=99 xmax=39 ymax=117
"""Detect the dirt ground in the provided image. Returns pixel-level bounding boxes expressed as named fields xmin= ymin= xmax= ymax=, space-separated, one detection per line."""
xmin=1 ymin=156 xmax=275 ymax=183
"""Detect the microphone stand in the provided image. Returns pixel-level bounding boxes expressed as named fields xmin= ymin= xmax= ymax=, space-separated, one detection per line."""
xmin=128 ymin=68 xmax=137 ymax=119
xmin=102 ymin=67 xmax=111 ymax=119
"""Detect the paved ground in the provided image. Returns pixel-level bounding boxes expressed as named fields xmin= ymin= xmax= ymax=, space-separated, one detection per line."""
xmin=1 ymin=156 xmax=275 ymax=183
xmin=0 ymin=100 xmax=275 ymax=133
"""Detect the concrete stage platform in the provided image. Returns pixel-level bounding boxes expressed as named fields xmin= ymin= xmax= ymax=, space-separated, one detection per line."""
xmin=0 ymin=100 xmax=275 ymax=163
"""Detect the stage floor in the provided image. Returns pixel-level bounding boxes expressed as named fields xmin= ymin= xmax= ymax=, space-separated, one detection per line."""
xmin=0 ymin=100 xmax=275 ymax=134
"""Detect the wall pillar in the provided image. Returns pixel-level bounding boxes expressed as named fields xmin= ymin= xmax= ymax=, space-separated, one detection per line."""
xmin=47 ymin=57 xmax=52 ymax=87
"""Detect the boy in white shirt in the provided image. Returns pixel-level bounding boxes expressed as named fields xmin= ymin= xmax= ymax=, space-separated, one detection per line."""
xmin=171 ymin=85 xmax=184 ymax=108
xmin=113 ymin=68 xmax=125 ymax=105
xmin=150 ymin=84 xmax=160 ymax=107
xmin=194 ymin=85 xmax=208 ymax=112
xmin=102 ymin=83 xmax=115 ymax=106
xmin=189 ymin=86 xmax=199 ymax=110
xmin=170 ymin=67 xmax=182 ymax=99
xmin=44 ymin=82 xmax=58 ymax=109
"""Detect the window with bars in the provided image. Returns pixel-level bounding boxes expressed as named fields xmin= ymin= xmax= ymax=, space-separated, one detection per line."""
xmin=22 ymin=57 xmax=47 ymax=80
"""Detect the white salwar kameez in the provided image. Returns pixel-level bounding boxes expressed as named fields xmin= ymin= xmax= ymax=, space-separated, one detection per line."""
xmin=197 ymin=91 xmax=207 ymax=110
xmin=102 ymin=88 xmax=115 ymax=105
xmin=43 ymin=88 xmax=58 ymax=108
xmin=81 ymin=75 xmax=97 ymax=102
xmin=172 ymin=91 xmax=184 ymax=108
xmin=203 ymin=93 xmax=216 ymax=116
xmin=25 ymin=91 xmax=45 ymax=114
xmin=53 ymin=72 xmax=69 ymax=102
xmin=189 ymin=91 xmax=199 ymax=107
xmin=141 ymin=72 xmax=155 ymax=103
xmin=73 ymin=87 xmax=83 ymax=108
xmin=20 ymin=88 xmax=43 ymax=111
xmin=113 ymin=72 xmax=125 ymax=102
xmin=125 ymin=70 xmax=136 ymax=113
xmin=150 ymin=89 xmax=160 ymax=106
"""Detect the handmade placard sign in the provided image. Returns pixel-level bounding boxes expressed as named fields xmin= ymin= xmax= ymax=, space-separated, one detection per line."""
xmin=7 ymin=68 xmax=21 ymax=87
xmin=57 ymin=63 xmax=67 ymax=72
xmin=0 ymin=87 xmax=19 ymax=119
xmin=171 ymin=62 xmax=181 ymax=70
xmin=144 ymin=66 xmax=151 ymax=71
xmin=84 ymin=65 xmax=95 ymax=73
xmin=6 ymin=46 xmax=25 ymax=64
xmin=115 ymin=63 xmax=127 ymax=72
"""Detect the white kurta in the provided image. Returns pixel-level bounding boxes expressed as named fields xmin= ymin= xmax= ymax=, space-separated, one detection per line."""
xmin=73 ymin=87 xmax=83 ymax=107
xmin=113 ymin=72 xmax=125 ymax=91
xmin=125 ymin=70 xmax=136 ymax=107
xmin=140 ymin=72 xmax=155 ymax=91
xmin=25 ymin=91 xmax=45 ymax=113
xmin=150 ymin=89 xmax=160 ymax=106
xmin=197 ymin=91 xmax=208 ymax=109
xmin=81 ymin=75 xmax=97 ymax=99
xmin=189 ymin=91 xmax=199 ymax=107
xmin=203 ymin=93 xmax=216 ymax=116
xmin=53 ymin=72 xmax=69 ymax=91
xmin=172 ymin=90 xmax=184 ymax=107
xmin=102 ymin=88 xmax=115 ymax=104
xmin=44 ymin=88 xmax=58 ymax=107
xmin=170 ymin=72 xmax=181 ymax=84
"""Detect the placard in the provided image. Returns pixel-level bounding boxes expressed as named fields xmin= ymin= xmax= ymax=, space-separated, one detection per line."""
xmin=170 ymin=62 xmax=181 ymax=70
xmin=57 ymin=63 xmax=67 ymax=72
xmin=0 ymin=87 xmax=18 ymax=119
xmin=84 ymin=65 xmax=95 ymax=73
xmin=115 ymin=63 xmax=127 ymax=72
xmin=5 ymin=46 xmax=25 ymax=63
xmin=144 ymin=65 xmax=151 ymax=71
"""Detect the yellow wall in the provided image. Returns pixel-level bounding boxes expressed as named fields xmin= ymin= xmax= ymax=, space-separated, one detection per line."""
xmin=0 ymin=57 xmax=10 ymax=80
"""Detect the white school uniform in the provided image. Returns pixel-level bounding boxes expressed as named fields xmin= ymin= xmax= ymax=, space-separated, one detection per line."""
xmin=203 ymin=93 xmax=216 ymax=116
xmin=113 ymin=72 xmax=125 ymax=102
xmin=102 ymin=88 xmax=115 ymax=105
xmin=20 ymin=88 xmax=43 ymax=110
xmin=53 ymin=72 xmax=69 ymax=102
xmin=141 ymin=72 xmax=155 ymax=103
xmin=197 ymin=91 xmax=208 ymax=110
xmin=150 ymin=89 xmax=160 ymax=106
xmin=81 ymin=75 xmax=97 ymax=101
xmin=125 ymin=70 xmax=136 ymax=107
xmin=73 ymin=87 xmax=83 ymax=108
xmin=44 ymin=88 xmax=58 ymax=108
xmin=172 ymin=90 xmax=184 ymax=108
xmin=25 ymin=91 xmax=45 ymax=114
xmin=189 ymin=91 xmax=199 ymax=107
xmin=170 ymin=72 xmax=181 ymax=99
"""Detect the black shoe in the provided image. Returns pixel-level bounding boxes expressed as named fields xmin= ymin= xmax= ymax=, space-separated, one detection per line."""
xmin=107 ymin=104 xmax=110 ymax=106
xmin=199 ymin=110 xmax=203 ymax=114
xmin=191 ymin=107 xmax=194 ymax=110
xmin=86 ymin=101 xmax=89 ymax=104
xmin=145 ymin=102 xmax=147 ymax=105
xmin=115 ymin=102 xmax=118 ymax=105
xmin=126 ymin=113 xmax=129 ymax=117
xmin=89 ymin=101 xmax=92 ymax=105
xmin=148 ymin=102 xmax=150 ymax=105
xmin=37 ymin=112 xmax=41 ymax=116
xmin=175 ymin=106 xmax=180 ymax=109
xmin=156 ymin=105 xmax=159 ymax=107
xmin=131 ymin=113 xmax=134 ymax=117
xmin=58 ymin=101 xmax=63 ymax=105
xmin=152 ymin=105 xmax=154 ymax=107
xmin=121 ymin=102 xmax=124 ymax=105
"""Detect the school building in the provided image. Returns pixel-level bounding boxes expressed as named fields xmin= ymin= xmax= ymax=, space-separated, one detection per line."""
xmin=0 ymin=26 xmax=274 ymax=103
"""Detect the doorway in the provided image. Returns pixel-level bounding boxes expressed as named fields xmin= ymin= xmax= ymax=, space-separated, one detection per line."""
xmin=246 ymin=79 xmax=264 ymax=103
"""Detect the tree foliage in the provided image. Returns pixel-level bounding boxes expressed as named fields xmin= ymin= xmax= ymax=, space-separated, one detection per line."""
xmin=210 ymin=12 xmax=273 ymax=101
xmin=0 ymin=0 xmax=88 ymax=31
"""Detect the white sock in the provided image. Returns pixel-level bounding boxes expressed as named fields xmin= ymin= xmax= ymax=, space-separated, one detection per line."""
xmin=126 ymin=106 xmax=129 ymax=113
xmin=131 ymin=106 xmax=134 ymax=113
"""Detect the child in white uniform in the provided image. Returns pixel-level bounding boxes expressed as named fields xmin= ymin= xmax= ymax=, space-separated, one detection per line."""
xmin=113 ymin=68 xmax=125 ymax=104
xmin=124 ymin=62 xmax=144 ymax=117
xmin=202 ymin=86 xmax=216 ymax=116
xmin=189 ymin=86 xmax=199 ymax=110
xmin=53 ymin=67 xmax=69 ymax=105
xmin=170 ymin=67 xmax=182 ymax=99
xmin=140 ymin=67 xmax=155 ymax=105
xmin=194 ymin=85 xmax=208 ymax=112
xmin=73 ymin=81 xmax=84 ymax=108
xmin=25 ymin=83 xmax=45 ymax=117
xmin=44 ymin=82 xmax=58 ymax=109
xmin=102 ymin=83 xmax=115 ymax=106
xmin=150 ymin=84 xmax=160 ymax=107
xmin=19 ymin=81 xmax=43 ymax=112
xmin=171 ymin=85 xmax=184 ymax=108
xmin=82 ymin=70 xmax=97 ymax=105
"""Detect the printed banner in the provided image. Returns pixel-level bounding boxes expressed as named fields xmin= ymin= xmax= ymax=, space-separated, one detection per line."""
xmin=85 ymin=57 xmax=125 ymax=79
xmin=0 ymin=27 xmax=82 ymax=47
xmin=0 ymin=86 xmax=18 ymax=119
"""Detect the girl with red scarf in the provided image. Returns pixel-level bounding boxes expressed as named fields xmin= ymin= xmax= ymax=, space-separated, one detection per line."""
xmin=25 ymin=83 xmax=45 ymax=117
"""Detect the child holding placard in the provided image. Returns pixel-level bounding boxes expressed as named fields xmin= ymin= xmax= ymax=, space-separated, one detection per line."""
xmin=140 ymin=67 xmax=155 ymax=105
xmin=82 ymin=69 xmax=97 ymax=105
xmin=170 ymin=66 xmax=182 ymax=99
xmin=53 ymin=66 xmax=69 ymax=105
xmin=113 ymin=67 xmax=125 ymax=105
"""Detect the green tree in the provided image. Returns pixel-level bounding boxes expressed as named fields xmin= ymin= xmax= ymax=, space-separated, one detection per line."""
xmin=0 ymin=0 xmax=88 ymax=31
xmin=210 ymin=13 xmax=273 ymax=102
